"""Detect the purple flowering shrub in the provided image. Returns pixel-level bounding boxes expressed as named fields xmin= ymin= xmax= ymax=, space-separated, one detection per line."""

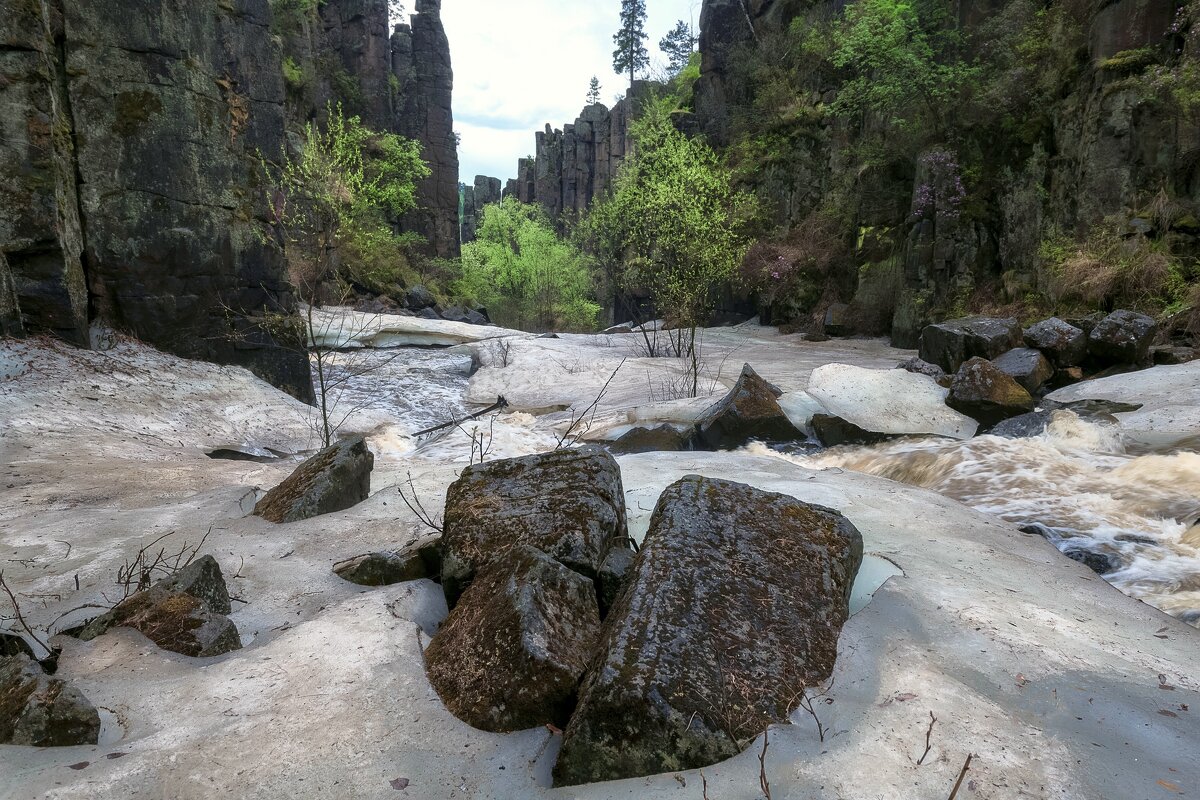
xmin=913 ymin=148 xmax=967 ymax=224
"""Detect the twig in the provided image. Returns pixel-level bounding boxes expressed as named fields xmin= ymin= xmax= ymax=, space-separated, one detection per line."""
xmin=397 ymin=472 xmax=443 ymax=533
xmin=0 ymin=572 xmax=53 ymax=655
xmin=796 ymin=680 xmax=833 ymax=743
xmin=758 ymin=728 xmax=772 ymax=800
xmin=917 ymin=711 xmax=937 ymax=765
xmin=947 ymin=753 xmax=973 ymax=800
xmin=412 ymin=396 xmax=508 ymax=438
xmin=700 ymin=770 xmax=710 ymax=800
xmin=557 ymin=358 xmax=626 ymax=448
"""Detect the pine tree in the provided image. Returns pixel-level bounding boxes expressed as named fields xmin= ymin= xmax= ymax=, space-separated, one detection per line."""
xmin=587 ymin=76 xmax=602 ymax=106
xmin=659 ymin=20 xmax=696 ymax=77
xmin=612 ymin=0 xmax=649 ymax=90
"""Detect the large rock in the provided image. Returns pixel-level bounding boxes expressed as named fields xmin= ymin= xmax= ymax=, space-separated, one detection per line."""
xmin=77 ymin=584 xmax=241 ymax=657
xmin=1023 ymin=317 xmax=1087 ymax=367
xmin=693 ymin=364 xmax=803 ymax=449
xmin=0 ymin=655 xmax=101 ymax=747
xmin=425 ymin=545 xmax=601 ymax=732
xmin=334 ymin=536 xmax=442 ymax=586
xmin=158 ymin=555 xmax=231 ymax=615
xmin=1088 ymin=310 xmax=1158 ymax=365
xmin=806 ymin=363 xmax=977 ymax=442
xmin=918 ymin=316 xmax=1023 ymax=372
xmin=605 ymin=425 xmax=690 ymax=454
xmin=253 ymin=437 xmax=374 ymax=524
xmin=554 ymin=476 xmax=863 ymax=786
xmin=896 ymin=356 xmax=949 ymax=386
xmin=947 ymin=357 xmax=1036 ymax=426
xmin=992 ymin=347 xmax=1054 ymax=394
xmin=440 ymin=446 xmax=627 ymax=605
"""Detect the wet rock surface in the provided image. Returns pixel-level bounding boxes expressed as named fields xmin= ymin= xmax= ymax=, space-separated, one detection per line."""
xmin=440 ymin=447 xmax=627 ymax=605
xmin=919 ymin=316 xmax=1022 ymax=373
xmin=1087 ymin=310 xmax=1158 ymax=366
xmin=693 ymin=364 xmax=803 ymax=449
xmin=948 ymin=357 xmax=1036 ymax=426
xmin=0 ymin=655 xmax=101 ymax=747
xmin=992 ymin=347 xmax=1055 ymax=394
xmin=1023 ymin=318 xmax=1087 ymax=368
xmin=425 ymin=545 xmax=601 ymax=733
xmin=254 ymin=437 xmax=374 ymax=524
xmin=554 ymin=475 xmax=863 ymax=786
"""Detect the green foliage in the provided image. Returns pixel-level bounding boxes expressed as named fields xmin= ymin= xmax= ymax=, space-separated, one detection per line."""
xmin=580 ymin=96 xmax=761 ymax=328
xmin=659 ymin=20 xmax=696 ymax=77
xmin=458 ymin=198 xmax=600 ymax=331
xmin=281 ymin=56 xmax=307 ymax=91
xmin=613 ymin=0 xmax=649 ymax=86
xmin=263 ymin=103 xmax=429 ymax=299
xmin=1100 ymin=47 xmax=1159 ymax=73
xmin=587 ymin=76 xmax=602 ymax=106
xmin=268 ymin=0 xmax=319 ymax=34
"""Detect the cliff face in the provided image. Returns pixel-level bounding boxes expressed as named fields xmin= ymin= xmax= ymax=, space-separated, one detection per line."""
xmin=0 ymin=0 xmax=462 ymax=394
xmin=460 ymin=176 xmax=502 ymax=244
xmin=0 ymin=0 xmax=311 ymax=398
xmin=694 ymin=0 xmax=1200 ymax=345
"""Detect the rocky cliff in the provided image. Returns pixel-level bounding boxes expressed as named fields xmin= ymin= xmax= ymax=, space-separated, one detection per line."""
xmin=693 ymin=0 xmax=1200 ymax=345
xmin=0 ymin=0 xmax=461 ymax=395
xmin=460 ymin=175 xmax=502 ymax=244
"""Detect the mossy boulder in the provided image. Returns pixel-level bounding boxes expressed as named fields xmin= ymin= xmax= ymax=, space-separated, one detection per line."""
xmin=334 ymin=536 xmax=442 ymax=586
xmin=693 ymin=364 xmax=802 ymax=449
xmin=254 ymin=437 xmax=374 ymax=524
xmin=948 ymin=357 xmax=1036 ymax=426
xmin=554 ymin=476 xmax=863 ymax=786
xmin=1 ymin=655 xmax=101 ymax=747
xmin=992 ymin=347 xmax=1054 ymax=394
xmin=425 ymin=545 xmax=601 ymax=733
xmin=77 ymin=585 xmax=241 ymax=658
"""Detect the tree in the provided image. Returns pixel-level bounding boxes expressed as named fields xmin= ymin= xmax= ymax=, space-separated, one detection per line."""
xmin=612 ymin=0 xmax=649 ymax=89
xmin=659 ymin=20 xmax=696 ymax=77
xmin=587 ymin=76 xmax=603 ymax=106
xmin=580 ymin=96 xmax=760 ymax=394
xmin=458 ymin=198 xmax=600 ymax=332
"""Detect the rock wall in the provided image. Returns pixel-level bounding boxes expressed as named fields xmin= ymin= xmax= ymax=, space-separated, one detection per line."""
xmin=460 ymin=176 xmax=502 ymax=244
xmin=0 ymin=0 xmax=311 ymax=399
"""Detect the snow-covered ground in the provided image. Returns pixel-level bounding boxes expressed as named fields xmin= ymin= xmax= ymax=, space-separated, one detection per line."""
xmin=1 ymin=321 xmax=1198 ymax=799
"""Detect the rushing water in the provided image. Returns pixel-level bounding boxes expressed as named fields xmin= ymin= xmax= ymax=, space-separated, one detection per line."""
xmin=759 ymin=411 xmax=1200 ymax=626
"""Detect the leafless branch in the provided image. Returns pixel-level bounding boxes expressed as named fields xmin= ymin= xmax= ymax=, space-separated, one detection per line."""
xmin=917 ymin=711 xmax=937 ymax=766
xmin=758 ymin=728 xmax=772 ymax=800
xmin=947 ymin=753 xmax=974 ymax=800
xmin=0 ymin=571 xmax=52 ymax=656
xmin=397 ymin=472 xmax=443 ymax=533
xmin=557 ymin=358 xmax=626 ymax=448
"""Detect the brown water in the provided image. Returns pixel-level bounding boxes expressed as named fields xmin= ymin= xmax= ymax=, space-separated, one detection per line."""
xmin=758 ymin=411 xmax=1200 ymax=626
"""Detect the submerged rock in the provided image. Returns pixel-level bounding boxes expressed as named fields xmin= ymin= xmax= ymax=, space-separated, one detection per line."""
xmin=988 ymin=411 xmax=1052 ymax=439
xmin=1023 ymin=317 xmax=1087 ymax=367
xmin=992 ymin=347 xmax=1054 ymax=394
xmin=807 ymin=363 xmax=977 ymax=442
xmin=693 ymin=364 xmax=803 ymax=449
xmin=334 ymin=537 xmax=442 ymax=586
xmin=440 ymin=446 xmax=627 ymax=605
xmin=1088 ymin=310 xmax=1157 ymax=365
xmin=948 ymin=357 xmax=1035 ymax=426
xmin=554 ymin=476 xmax=863 ymax=786
xmin=425 ymin=545 xmax=601 ymax=733
xmin=254 ymin=437 xmax=374 ymax=524
xmin=1064 ymin=548 xmax=1120 ymax=575
xmin=918 ymin=316 xmax=1022 ymax=373
xmin=0 ymin=655 xmax=101 ymax=747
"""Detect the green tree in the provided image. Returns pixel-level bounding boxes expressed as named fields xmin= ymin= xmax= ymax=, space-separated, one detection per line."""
xmin=458 ymin=198 xmax=600 ymax=332
xmin=587 ymin=76 xmax=603 ymax=105
xmin=581 ymin=97 xmax=760 ymax=392
xmin=613 ymin=0 xmax=649 ymax=89
xmin=659 ymin=20 xmax=696 ymax=77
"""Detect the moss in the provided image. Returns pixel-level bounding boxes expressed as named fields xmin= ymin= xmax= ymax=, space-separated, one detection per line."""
xmin=113 ymin=90 xmax=163 ymax=138
xmin=1099 ymin=47 xmax=1159 ymax=74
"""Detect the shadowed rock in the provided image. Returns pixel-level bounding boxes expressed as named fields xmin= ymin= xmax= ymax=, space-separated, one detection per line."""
xmin=693 ymin=364 xmax=802 ymax=449
xmin=896 ymin=356 xmax=949 ymax=386
xmin=1088 ymin=310 xmax=1157 ymax=365
xmin=425 ymin=545 xmax=601 ymax=732
xmin=919 ymin=316 xmax=1022 ymax=373
xmin=948 ymin=357 xmax=1035 ymax=426
xmin=992 ymin=348 xmax=1054 ymax=394
xmin=0 ymin=655 xmax=100 ymax=747
xmin=334 ymin=537 xmax=442 ymax=586
xmin=605 ymin=425 xmax=690 ymax=454
xmin=254 ymin=437 xmax=374 ymax=524
xmin=595 ymin=544 xmax=636 ymax=618
xmin=554 ymin=475 xmax=863 ymax=786
xmin=440 ymin=447 xmax=627 ymax=606
xmin=1023 ymin=317 xmax=1087 ymax=367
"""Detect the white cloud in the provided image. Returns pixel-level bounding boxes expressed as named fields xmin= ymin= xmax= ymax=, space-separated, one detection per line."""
xmin=439 ymin=0 xmax=701 ymax=183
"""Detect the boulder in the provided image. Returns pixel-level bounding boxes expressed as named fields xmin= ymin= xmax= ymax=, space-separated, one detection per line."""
xmin=896 ymin=356 xmax=949 ymax=386
xmin=424 ymin=545 xmax=601 ymax=732
xmin=253 ymin=437 xmax=373 ymax=524
xmin=1087 ymin=310 xmax=1158 ymax=365
xmin=1023 ymin=317 xmax=1087 ymax=367
xmin=988 ymin=411 xmax=1052 ymax=439
xmin=918 ymin=316 xmax=1022 ymax=372
xmin=606 ymin=425 xmax=690 ymax=454
xmin=693 ymin=364 xmax=804 ymax=449
xmin=806 ymin=363 xmax=978 ymax=442
xmin=417 ymin=307 xmax=441 ymax=320
xmin=404 ymin=285 xmax=436 ymax=310
xmin=440 ymin=306 xmax=489 ymax=326
xmin=1065 ymin=311 xmax=1105 ymax=335
xmin=992 ymin=348 xmax=1054 ymax=394
xmin=1064 ymin=547 xmax=1120 ymax=575
xmin=0 ymin=655 xmax=101 ymax=747
xmin=947 ymin=357 xmax=1035 ymax=426
xmin=157 ymin=555 xmax=231 ymax=615
xmin=554 ymin=476 xmax=863 ymax=786
xmin=440 ymin=447 xmax=627 ymax=605
xmin=1151 ymin=345 xmax=1195 ymax=365
xmin=77 ymin=585 xmax=241 ymax=657
xmin=334 ymin=537 xmax=442 ymax=586
xmin=823 ymin=303 xmax=851 ymax=336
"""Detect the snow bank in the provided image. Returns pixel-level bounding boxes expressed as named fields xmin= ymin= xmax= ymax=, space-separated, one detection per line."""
xmin=307 ymin=306 xmax=529 ymax=349
xmin=807 ymin=363 xmax=978 ymax=439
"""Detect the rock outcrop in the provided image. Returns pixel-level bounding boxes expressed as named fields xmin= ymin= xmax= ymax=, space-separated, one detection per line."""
xmin=0 ymin=655 xmax=101 ymax=747
xmin=554 ymin=475 xmax=863 ymax=786
xmin=254 ymin=437 xmax=374 ymax=524
xmin=425 ymin=545 xmax=601 ymax=732
xmin=460 ymin=175 xmax=502 ymax=244
xmin=440 ymin=447 xmax=628 ymax=605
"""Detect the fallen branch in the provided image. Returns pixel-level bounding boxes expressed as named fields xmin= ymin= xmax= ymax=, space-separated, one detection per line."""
xmin=412 ymin=396 xmax=508 ymax=438
xmin=947 ymin=753 xmax=973 ymax=800
xmin=917 ymin=710 xmax=937 ymax=765
xmin=758 ymin=728 xmax=772 ymax=800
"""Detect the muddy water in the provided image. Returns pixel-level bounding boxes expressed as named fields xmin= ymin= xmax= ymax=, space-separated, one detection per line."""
xmin=760 ymin=411 xmax=1200 ymax=626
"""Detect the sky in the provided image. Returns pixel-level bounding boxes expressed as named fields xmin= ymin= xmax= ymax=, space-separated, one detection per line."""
xmin=435 ymin=0 xmax=702 ymax=185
